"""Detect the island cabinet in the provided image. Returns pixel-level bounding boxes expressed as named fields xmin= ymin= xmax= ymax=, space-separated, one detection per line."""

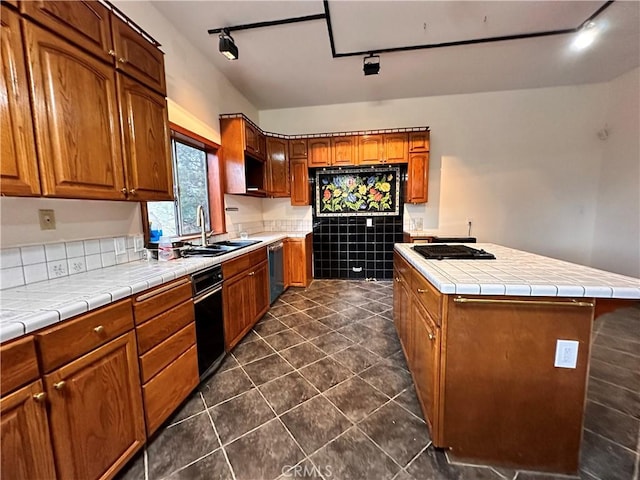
xmin=0 ymin=336 xmax=56 ymax=480
xmin=394 ymin=252 xmax=595 ymax=474
xmin=223 ymin=247 xmax=270 ymax=350
xmin=284 ymin=234 xmax=313 ymax=288
xmin=266 ymin=136 xmax=290 ymax=198
xmin=0 ymin=6 xmax=41 ymax=197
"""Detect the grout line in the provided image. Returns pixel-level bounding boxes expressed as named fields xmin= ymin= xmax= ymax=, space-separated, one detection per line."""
xmin=202 ymin=392 xmax=237 ymax=480
xmin=583 ymin=427 xmax=640 ymax=454
xmin=143 ymin=447 xmax=149 ymax=480
xmin=587 ymin=398 xmax=640 ymax=422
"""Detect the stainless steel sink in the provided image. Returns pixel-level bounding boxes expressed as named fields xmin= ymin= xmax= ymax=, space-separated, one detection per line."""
xmin=181 ymin=239 xmax=261 ymax=257
xmin=213 ymin=239 xmax=261 ymax=248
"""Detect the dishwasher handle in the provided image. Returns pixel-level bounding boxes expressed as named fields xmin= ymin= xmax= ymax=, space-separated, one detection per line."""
xmin=268 ymin=242 xmax=284 ymax=252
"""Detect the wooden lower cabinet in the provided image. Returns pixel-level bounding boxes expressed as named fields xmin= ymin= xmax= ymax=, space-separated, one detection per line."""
xmin=411 ymin=300 xmax=439 ymax=434
xmin=45 ymin=331 xmax=145 ymax=480
xmin=284 ymin=234 xmax=313 ymax=287
xmin=0 ymin=379 xmax=57 ymax=480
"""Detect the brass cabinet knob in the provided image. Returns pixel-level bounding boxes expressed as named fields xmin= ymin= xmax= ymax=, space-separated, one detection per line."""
xmin=94 ymin=325 xmax=105 ymax=334
xmin=121 ymin=188 xmax=128 ymax=195
xmin=53 ymin=381 xmax=66 ymax=390
xmin=118 ymin=57 xmax=128 ymax=64
xmin=248 ymin=271 xmax=255 ymax=276
xmin=129 ymin=189 xmax=136 ymax=196
xmin=395 ymin=277 xmax=401 ymax=283
xmin=417 ymin=288 xmax=427 ymax=293
xmin=33 ymin=392 xmax=47 ymax=402
xmin=428 ymin=332 xmax=435 ymax=341
xmin=108 ymin=49 xmax=116 ymax=57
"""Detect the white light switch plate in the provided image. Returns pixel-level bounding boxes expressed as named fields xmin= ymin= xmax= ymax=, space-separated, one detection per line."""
xmin=114 ymin=237 xmax=127 ymax=256
xmin=554 ymin=340 xmax=579 ymax=369
xmin=366 ymin=218 xmax=373 ymax=227
xmin=133 ymin=234 xmax=144 ymax=252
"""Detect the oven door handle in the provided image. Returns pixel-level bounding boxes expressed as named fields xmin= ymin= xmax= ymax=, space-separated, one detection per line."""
xmin=193 ymin=285 xmax=223 ymax=304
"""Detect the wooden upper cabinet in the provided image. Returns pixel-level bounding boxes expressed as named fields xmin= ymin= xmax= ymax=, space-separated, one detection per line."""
xmin=290 ymin=158 xmax=310 ymax=206
xmin=111 ymin=16 xmax=166 ymax=95
xmin=357 ymin=134 xmax=384 ymax=165
xmin=308 ymin=137 xmax=331 ymax=167
xmin=266 ymin=137 xmax=290 ymax=198
xmin=406 ymin=152 xmax=429 ymax=204
xmin=20 ymin=1 xmax=113 ymax=64
xmin=45 ymin=331 xmax=144 ymax=480
xmin=384 ymin=133 xmax=408 ymax=164
xmin=3 ymin=0 xmax=18 ymax=8
xmin=244 ymin=122 xmax=259 ymax=156
xmin=331 ymin=136 xmax=356 ymax=166
xmin=0 ymin=6 xmax=40 ymax=196
xmin=24 ymin=22 xmax=126 ymax=200
xmin=289 ymin=139 xmax=307 ymax=159
xmin=409 ymin=131 xmax=430 ymax=152
xmin=1 ymin=380 xmax=57 ymax=480
xmin=118 ymin=74 xmax=173 ymax=201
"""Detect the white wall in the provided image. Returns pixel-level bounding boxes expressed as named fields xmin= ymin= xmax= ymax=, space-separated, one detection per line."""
xmin=261 ymin=84 xmax=613 ymax=266
xmin=590 ymin=68 xmax=640 ymax=278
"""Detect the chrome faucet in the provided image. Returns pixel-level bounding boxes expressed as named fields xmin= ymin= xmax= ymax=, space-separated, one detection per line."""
xmin=196 ymin=205 xmax=207 ymax=246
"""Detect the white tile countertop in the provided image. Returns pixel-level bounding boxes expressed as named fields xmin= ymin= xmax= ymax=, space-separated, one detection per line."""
xmin=0 ymin=233 xmax=308 ymax=343
xmin=395 ymin=243 xmax=640 ymax=299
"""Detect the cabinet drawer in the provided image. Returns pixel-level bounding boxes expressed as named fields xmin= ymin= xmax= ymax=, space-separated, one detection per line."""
xmin=393 ymin=251 xmax=412 ymax=285
xmin=223 ymin=247 xmax=267 ymax=279
xmin=412 ymin=270 xmax=442 ymax=325
xmin=143 ymin=344 xmax=199 ymax=435
xmin=139 ymin=322 xmax=196 ymax=383
xmin=0 ymin=336 xmax=39 ymax=397
xmin=36 ymin=299 xmax=134 ymax=373
xmin=133 ymin=277 xmax=192 ymax=325
xmin=136 ymin=300 xmax=195 ymax=354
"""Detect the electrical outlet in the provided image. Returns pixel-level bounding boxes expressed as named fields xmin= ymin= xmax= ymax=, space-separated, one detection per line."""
xmin=366 ymin=218 xmax=373 ymax=227
xmin=114 ymin=237 xmax=127 ymax=256
xmin=38 ymin=209 xmax=56 ymax=230
xmin=133 ymin=234 xmax=144 ymax=252
xmin=554 ymin=340 xmax=579 ymax=369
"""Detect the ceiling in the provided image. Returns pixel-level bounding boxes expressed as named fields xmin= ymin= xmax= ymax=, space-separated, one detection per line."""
xmin=151 ymin=1 xmax=640 ymax=110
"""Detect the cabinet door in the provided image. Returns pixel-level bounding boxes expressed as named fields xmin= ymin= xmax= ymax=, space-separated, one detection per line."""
xmin=0 ymin=7 xmax=40 ymax=196
xmin=45 ymin=332 xmax=145 ymax=480
xmin=0 ymin=380 xmax=57 ymax=480
xmin=409 ymin=132 xmax=430 ymax=152
xmin=257 ymin=133 xmax=267 ymax=161
xmin=308 ymin=138 xmax=331 ymax=167
xmin=251 ymin=260 xmax=270 ymax=325
xmin=118 ymin=74 xmax=173 ymax=201
xmin=411 ymin=300 xmax=439 ymax=432
xmin=20 ymin=1 xmax=113 ymax=64
xmin=223 ymin=274 xmax=251 ymax=350
xmin=244 ymin=122 xmax=259 ymax=157
xmin=289 ymin=139 xmax=307 ymax=158
xmin=406 ymin=152 xmax=429 ymax=204
xmin=393 ymin=268 xmax=412 ymax=364
xmin=384 ymin=133 xmax=408 ymax=164
xmin=24 ymin=23 xmax=126 ymax=200
xmin=357 ymin=134 xmax=384 ymax=164
xmin=111 ymin=16 xmax=166 ymax=95
xmin=286 ymin=239 xmax=305 ymax=286
xmin=266 ymin=137 xmax=290 ymax=197
xmin=290 ymin=158 xmax=310 ymax=206
xmin=331 ymin=136 xmax=356 ymax=166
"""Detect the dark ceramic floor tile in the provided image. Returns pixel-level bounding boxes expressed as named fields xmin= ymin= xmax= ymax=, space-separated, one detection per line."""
xmin=281 ymin=395 xmax=352 ymax=455
xmin=337 ymin=322 xmax=378 ymax=343
xmin=208 ymin=389 xmax=275 ymax=445
xmin=598 ymin=313 xmax=640 ymax=340
xmin=360 ymin=301 xmax=393 ymax=315
xmin=514 ymin=473 xmax=579 ymax=480
xmin=592 ymin=333 xmax=640 ymax=357
xmin=165 ymin=449 xmax=232 ymax=480
xmin=243 ymin=354 xmax=294 ymax=385
xmin=377 ymin=295 xmax=394 ymax=307
xmin=392 ymin=470 xmax=417 ymax=480
xmin=310 ymin=331 xmax=354 ymax=355
xmin=325 ymin=376 xmax=389 ymax=422
xmin=269 ymin=304 xmax=300 ymax=318
xmin=584 ymin=401 xmax=639 ymax=450
xmin=316 ymin=312 xmax=353 ymax=330
xmin=114 ymin=449 xmax=144 ymax=480
xmin=587 ymin=377 xmax=640 ymax=419
xmin=343 ymin=306 xmax=380 ymax=322
xmin=166 ymin=392 xmax=207 ymax=426
xmin=280 ymin=289 xmax=303 ymax=302
xmin=590 ymin=344 xmax=640 ymax=371
xmin=200 ymin=367 xmax=254 ymax=408
xmin=359 ymin=362 xmax=413 ymax=397
xmin=280 ymin=342 xmax=327 ymax=369
xmin=310 ymin=427 xmax=400 ymax=480
xmin=147 ymin=413 xmax=219 ymax=480
xmin=292 ymin=320 xmax=333 ymax=340
xmin=299 ymin=357 xmax=354 ymax=392
xmin=259 ymin=372 xmax=318 ymax=414
xmin=232 ymin=338 xmax=274 ymax=365
xmin=286 ymin=298 xmax=319 ymax=310
xmin=386 ymin=350 xmax=410 ymax=371
xmin=358 ymin=314 xmax=398 ymax=337
xmin=254 ymin=318 xmax=288 ymax=337
xmin=393 ymin=387 xmax=425 ymax=421
xmin=580 ymin=430 xmax=636 ymax=480
xmin=325 ymin=300 xmax=353 ymax=313
xmin=277 ymin=458 xmax=330 ymax=480
xmin=303 ymin=305 xmax=336 ymax=319
xmin=332 ymin=344 xmax=382 ymax=373
xmin=225 ymin=419 xmax=305 ymax=480
xmin=589 ymin=358 xmax=640 ymax=391
xmin=358 ymin=402 xmax=431 ymax=466
xmin=406 ymin=445 xmax=503 ymax=480
xmin=264 ymin=329 xmax=306 ymax=351
xmin=279 ymin=311 xmax=314 ymax=328
xmin=217 ymin=353 xmax=239 ymax=373
xmin=364 ymin=332 xmax=402 ymax=358
xmin=379 ymin=309 xmax=394 ymax=321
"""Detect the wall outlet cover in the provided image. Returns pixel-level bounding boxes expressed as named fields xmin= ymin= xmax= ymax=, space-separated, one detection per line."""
xmin=114 ymin=237 xmax=127 ymax=256
xmin=554 ymin=339 xmax=579 ymax=369
xmin=133 ymin=234 xmax=145 ymax=252
xmin=366 ymin=218 xmax=373 ymax=227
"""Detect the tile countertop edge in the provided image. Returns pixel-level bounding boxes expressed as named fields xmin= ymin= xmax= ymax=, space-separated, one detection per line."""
xmin=0 ymin=232 xmax=309 ymax=343
xmin=394 ymin=243 xmax=640 ymax=300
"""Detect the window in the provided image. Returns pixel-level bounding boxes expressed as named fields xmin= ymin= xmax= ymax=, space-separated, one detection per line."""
xmin=146 ymin=125 xmax=224 ymax=241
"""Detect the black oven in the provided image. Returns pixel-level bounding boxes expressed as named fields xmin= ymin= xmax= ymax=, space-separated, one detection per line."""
xmin=192 ymin=265 xmax=225 ymax=381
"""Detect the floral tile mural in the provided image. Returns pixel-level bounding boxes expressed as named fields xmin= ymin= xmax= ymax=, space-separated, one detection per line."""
xmin=315 ymin=167 xmax=400 ymax=217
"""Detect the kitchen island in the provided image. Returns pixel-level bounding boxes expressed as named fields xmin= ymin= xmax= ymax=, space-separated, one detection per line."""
xmin=393 ymin=243 xmax=639 ymax=474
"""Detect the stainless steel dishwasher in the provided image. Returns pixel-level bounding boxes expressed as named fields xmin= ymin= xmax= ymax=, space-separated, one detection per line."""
xmin=268 ymin=242 xmax=284 ymax=304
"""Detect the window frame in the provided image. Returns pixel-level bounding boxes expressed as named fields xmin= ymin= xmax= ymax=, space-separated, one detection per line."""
xmin=142 ymin=123 xmax=225 ymax=243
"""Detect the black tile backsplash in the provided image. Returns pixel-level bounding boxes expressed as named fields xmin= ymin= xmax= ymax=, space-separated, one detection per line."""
xmin=313 ymin=216 xmax=403 ymax=280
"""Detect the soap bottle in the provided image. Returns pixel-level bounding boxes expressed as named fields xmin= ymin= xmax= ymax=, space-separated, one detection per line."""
xmin=158 ymin=236 xmax=173 ymax=262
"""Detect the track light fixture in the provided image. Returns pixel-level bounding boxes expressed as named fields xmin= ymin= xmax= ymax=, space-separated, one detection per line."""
xmin=363 ymin=54 xmax=380 ymax=76
xmin=219 ymin=28 xmax=238 ymax=60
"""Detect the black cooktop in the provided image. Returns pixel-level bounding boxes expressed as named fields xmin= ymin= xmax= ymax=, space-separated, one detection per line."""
xmin=413 ymin=244 xmax=496 ymax=260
